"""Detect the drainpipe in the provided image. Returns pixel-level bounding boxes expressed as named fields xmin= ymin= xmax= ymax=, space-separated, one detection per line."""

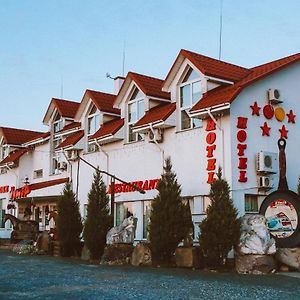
xmin=95 ymin=140 xmax=109 ymax=186
xmin=149 ymin=123 xmax=165 ymax=168
xmin=206 ymin=109 xmax=226 ymax=178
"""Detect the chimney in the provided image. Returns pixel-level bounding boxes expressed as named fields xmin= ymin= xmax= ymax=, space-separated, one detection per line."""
xmin=114 ymin=76 xmax=125 ymax=95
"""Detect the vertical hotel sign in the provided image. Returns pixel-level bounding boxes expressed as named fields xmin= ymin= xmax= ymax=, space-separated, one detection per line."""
xmin=206 ymin=119 xmax=217 ymax=183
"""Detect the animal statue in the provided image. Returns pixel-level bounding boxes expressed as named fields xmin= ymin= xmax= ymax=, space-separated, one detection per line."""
xmin=4 ymin=214 xmax=39 ymax=242
xmin=237 ymin=214 xmax=276 ymax=255
xmin=106 ymin=216 xmax=137 ymax=245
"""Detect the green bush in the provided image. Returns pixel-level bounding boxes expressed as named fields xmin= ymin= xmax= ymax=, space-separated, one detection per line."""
xmin=199 ymin=168 xmax=240 ymax=268
xmin=83 ymin=169 xmax=111 ymax=260
xmin=149 ymin=157 xmax=193 ymax=265
xmin=56 ymin=183 xmax=82 ymax=257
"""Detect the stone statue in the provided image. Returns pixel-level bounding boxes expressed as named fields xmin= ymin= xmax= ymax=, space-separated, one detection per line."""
xmin=106 ymin=216 xmax=137 ymax=245
xmin=237 ymin=214 xmax=276 ymax=255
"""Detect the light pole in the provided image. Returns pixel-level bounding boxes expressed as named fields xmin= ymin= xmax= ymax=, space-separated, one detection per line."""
xmin=77 ymin=156 xmax=145 ymax=224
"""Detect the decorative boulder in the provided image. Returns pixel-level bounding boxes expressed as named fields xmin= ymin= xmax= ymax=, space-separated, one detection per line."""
xmin=100 ymin=244 xmax=134 ymax=265
xmin=13 ymin=240 xmax=35 ymax=255
xmin=35 ymin=231 xmax=50 ymax=254
xmin=175 ymin=247 xmax=200 ymax=268
xmin=235 ymin=215 xmax=277 ymax=274
xmin=131 ymin=242 xmax=152 ymax=267
xmin=237 ymin=215 xmax=276 ymax=255
xmin=106 ymin=216 xmax=137 ymax=245
xmin=81 ymin=244 xmax=91 ymax=261
xmin=235 ymin=254 xmax=276 ymax=274
xmin=276 ymin=248 xmax=300 ymax=270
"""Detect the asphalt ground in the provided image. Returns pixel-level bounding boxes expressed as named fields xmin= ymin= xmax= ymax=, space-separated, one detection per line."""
xmin=0 ymin=249 xmax=299 ymax=300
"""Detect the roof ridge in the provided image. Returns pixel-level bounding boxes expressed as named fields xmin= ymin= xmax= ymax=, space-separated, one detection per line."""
xmin=86 ymin=89 xmax=116 ymax=98
xmin=0 ymin=126 xmax=45 ymax=134
xmin=52 ymin=98 xmax=80 ymax=104
xmin=128 ymin=72 xmax=164 ymax=82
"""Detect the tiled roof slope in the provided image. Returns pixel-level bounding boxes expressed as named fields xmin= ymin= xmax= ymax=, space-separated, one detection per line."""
xmin=86 ymin=90 xmax=120 ymax=115
xmin=52 ymin=98 xmax=80 ymax=118
xmin=56 ymin=130 xmax=84 ymax=150
xmin=0 ymin=127 xmax=47 ymax=145
xmin=128 ymin=72 xmax=171 ymax=100
xmin=191 ymin=52 xmax=300 ymax=112
xmin=133 ymin=103 xmax=176 ymax=128
xmin=0 ymin=148 xmax=28 ymax=166
xmin=89 ymin=118 xmax=124 ymax=140
xmin=29 ymin=178 xmax=69 ymax=191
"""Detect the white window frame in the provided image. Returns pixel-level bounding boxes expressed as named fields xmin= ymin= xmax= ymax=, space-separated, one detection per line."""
xmin=127 ymin=87 xmax=145 ymax=143
xmin=179 ymin=67 xmax=203 ymax=130
xmin=53 ymin=117 xmax=63 ymax=133
xmin=0 ymin=145 xmax=9 ymax=160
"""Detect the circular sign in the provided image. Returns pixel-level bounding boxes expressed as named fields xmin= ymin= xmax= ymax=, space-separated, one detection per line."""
xmin=275 ymin=107 xmax=285 ymax=122
xmin=260 ymin=190 xmax=300 ymax=247
xmin=263 ymin=105 xmax=274 ymax=119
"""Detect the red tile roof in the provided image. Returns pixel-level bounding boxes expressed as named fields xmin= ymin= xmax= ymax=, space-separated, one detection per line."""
xmin=128 ymin=72 xmax=171 ymax=100
xmin=58 ymin=122 xmax=81 ymax=133
xmin=56 ymin=130 xmax=84 ymax=150
xmin=51 ymin=98 xmax=80 ymax=118
xmin=86 ymin=90 xmax=120 ymax=115
xmin=179 ymin=49 xmax=251 ymax=82
xmin=133 ymin=103 xmax=176 ymax=128
xmin=29 ymin=178 xmax=69 ymax=191
xmin=24 ymin=132 xmax=50 ymax=144
xmin=0 ymin=148 xmax=28 ymax=166
xmin=89 ymin=118 xmax=124 ymax=140
xmin=191 ymin=52 xmax=300 ymax=112
xmin=0 ymin=127 xmax=47 ymax=145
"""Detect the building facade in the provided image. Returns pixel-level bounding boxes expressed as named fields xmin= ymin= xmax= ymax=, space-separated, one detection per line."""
xmin=0 ymin=49 xmax=299 ymax=241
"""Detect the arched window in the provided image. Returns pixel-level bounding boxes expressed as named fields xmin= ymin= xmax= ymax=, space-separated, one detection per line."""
xmin=127 ymin=87 xmax=145 ymax=142
xmin=179 ymin=68 xmax=202 ymax=130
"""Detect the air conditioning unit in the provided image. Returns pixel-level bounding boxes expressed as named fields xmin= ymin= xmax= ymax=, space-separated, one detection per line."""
xmin=268 ymin=88 xmax=283 ymax=104
xmin=258 ymin=176 xmax=274 ymax=189
xmin=88 ymin=143 xmax=98 ymax=153
xmin=257 ymin=151 xmax=278 ymax=174
xmin=58 ymin=161 xmax=68 ymax=171
xmin=148 ymin=128 xmax=164 ymax=143
xmin=66 ymin=150 xmax=78 ymax=161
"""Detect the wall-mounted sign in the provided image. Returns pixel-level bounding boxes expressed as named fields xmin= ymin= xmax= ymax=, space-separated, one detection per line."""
xmin=0 ymin=186 xmax=9 ymax=193
xmin=205 ymin=119 xmax=217 ymax=184
xmin=236 ymin=117 xmax=248 ymax=183
xmin=10 ymin=185 xmax=31 ymax=200
xmin=107 ymin=179 xmax=159 ymax=194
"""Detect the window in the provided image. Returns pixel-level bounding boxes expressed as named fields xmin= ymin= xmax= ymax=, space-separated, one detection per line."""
xmin=1 ymin=146 xmax=9 ymax=160
xmin=87 ymin=105 xmax=100 ymax=136
xmin=179 ymin=68 xmax=203 ymax=130
xmin=245 ymin=194 xmax=259 ymax=213
xmin=53 ymin=114 xmax=63 ymax=133
xmin=33 ymin=169 xmax=43 ymax=179
xmin=127 ymin=87 xmax=145 ymax=142
xmin=143 ymin=201 xmax=151 ymax=239
xmin=201 ymin=196 xmax=211 ymax=213
xmin=0 ymin=200 xmax=4 ymax=228
xmin=116 ymin=202 xmax=133 ymax=226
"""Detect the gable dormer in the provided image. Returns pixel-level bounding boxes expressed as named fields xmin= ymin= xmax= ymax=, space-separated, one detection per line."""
xmin=115 ymin=72 xmax=171 ymax=143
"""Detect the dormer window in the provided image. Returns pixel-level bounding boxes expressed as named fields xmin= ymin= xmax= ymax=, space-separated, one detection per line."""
xmin=128 ymin=87 xmax=145 ymax=142
xmin=179 ymin=68 xmax=202 ymax=130
xmin=87 ymin=105 xmax=100 ymax=136
xmin=53 ymin=113 xmax=63 ymax=133
xmin=1 ymin=146 xmax=8 ymax=160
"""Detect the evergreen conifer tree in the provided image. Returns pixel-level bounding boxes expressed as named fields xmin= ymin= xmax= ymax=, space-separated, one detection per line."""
xmin=199 ymin=168 xmax=240 ymax=268
xmin=149 ymin=157 xmax=193 ymax=265
xmin=56 ymin=182 xmax=83 ymax=257
xmin=83 ymin=169 xmax=111 ymax=260
xmin=297 ymin=176 xmax=300 ymax=196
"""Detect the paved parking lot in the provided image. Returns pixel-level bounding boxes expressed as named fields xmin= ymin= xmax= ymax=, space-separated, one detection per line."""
xmin=0 ymin=250 xmax=299 ymax=300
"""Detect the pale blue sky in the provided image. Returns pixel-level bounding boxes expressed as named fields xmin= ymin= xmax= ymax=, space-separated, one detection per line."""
xmin=1 ymin=0 xmax=300 ymax=131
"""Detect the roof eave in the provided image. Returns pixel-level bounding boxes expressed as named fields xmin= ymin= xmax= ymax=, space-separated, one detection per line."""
xmin=189 ymin=103 xmax=231 ymax=117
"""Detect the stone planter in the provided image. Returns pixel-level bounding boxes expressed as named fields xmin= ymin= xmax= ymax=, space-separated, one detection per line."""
xmin=175 ymin=247 xmax=200 ymax=268
xmin=235 ymin=254 xmax=276 ymax=274
xmin=100 ymin=243 xmax=134 ymax=265
xmin=131 ymin=242 xmax=152 ymax=267
xmin=276 ymin=248 xmax=300 ymax=270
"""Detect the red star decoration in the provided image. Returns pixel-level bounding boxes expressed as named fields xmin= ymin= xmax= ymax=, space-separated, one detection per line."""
xmin=260 ymin=122 xmax=271 ymax=136
xmin=279 ymin=125 xmax=288 ymax=139
xmin=250 ymin=101 xmax=261 ymax=116
xmin=286 ymin=110 xmax=296 ymax=123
